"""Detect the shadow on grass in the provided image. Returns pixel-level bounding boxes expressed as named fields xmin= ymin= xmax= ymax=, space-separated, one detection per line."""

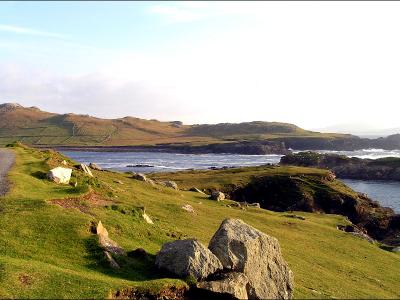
xmin=83 ymin=236 xmax=164 ymax=282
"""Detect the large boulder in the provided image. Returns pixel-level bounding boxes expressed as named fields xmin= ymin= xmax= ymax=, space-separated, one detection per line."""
xmin=47 ymin=167 xmax=72 ymax=184
xmin=208 ymin=219 xmax=294 ymax=299
xmin=155 ymin=239 xmax=223 ymax=280
xmin=211 ymin=191 xmax=225 ymax=201
xmin=196 ymin=272 xmax=249 ymax=300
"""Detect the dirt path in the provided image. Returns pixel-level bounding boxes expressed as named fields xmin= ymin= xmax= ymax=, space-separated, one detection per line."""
xmin=0 ymin=148 xmax=15 ymax=196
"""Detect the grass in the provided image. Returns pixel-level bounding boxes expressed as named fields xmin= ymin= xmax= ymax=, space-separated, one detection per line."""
xmin=0 ymin=145 xmax=399 ymax=298
xmin=0 ymin=105 xmax=351 ymax=147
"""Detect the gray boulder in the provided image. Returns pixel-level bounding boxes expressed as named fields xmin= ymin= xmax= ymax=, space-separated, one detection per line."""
xmin=211 ymin=191 xmax=225 ymax=201
xmin=197 ymin=272 xmax=249 ymax=300
xmin=209 ymin=219 xmax=294 ymax=299
xmin=155 ymin=239 xmax=223 ymax=280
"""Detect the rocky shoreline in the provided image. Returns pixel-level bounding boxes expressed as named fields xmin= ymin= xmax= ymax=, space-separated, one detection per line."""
xmin=46 ymin=140 xmax=290 ymax=155
xmin=280 ymin=152 xmax=400 ymax=181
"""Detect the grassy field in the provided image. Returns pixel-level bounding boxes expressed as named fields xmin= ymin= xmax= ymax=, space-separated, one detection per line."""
xmin=0 ymin=145 xmax=399 ymax=298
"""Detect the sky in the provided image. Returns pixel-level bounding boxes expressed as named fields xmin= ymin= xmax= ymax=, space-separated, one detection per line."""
xmin=1 ymin=1 xmax=400 ymax=131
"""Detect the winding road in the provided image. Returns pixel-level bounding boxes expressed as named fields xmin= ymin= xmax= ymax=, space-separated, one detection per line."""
xmin=0 ymin=148 xmax=15 ymax=196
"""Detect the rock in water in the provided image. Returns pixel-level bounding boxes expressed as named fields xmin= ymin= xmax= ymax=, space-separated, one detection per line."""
xmin=208 ymin=218 xmax=294 ymax=299
xmin=155 ymin=239 xmax=223 ymax=280
xmin=196 ymin=272 xmax=249 ymax=300
xmin=47 ymin=167 xmax=72 ymax=184
xmin=211 ymin=191 xmax=225 ymax=201
xmin=89 ymin=163 xmax=102 ymax=171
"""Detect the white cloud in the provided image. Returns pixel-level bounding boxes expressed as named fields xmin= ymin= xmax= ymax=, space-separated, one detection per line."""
xmin=2 ymin=2 xmax=400 ymax=130
xmin=0 ymin=24 xmax=65 ymax=38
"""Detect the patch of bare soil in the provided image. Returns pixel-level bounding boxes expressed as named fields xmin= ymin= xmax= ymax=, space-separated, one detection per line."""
xmin=18 ymin=273 xmax=33 ymax=286
xmin=50 ymin=192 xmax=113 ymax=215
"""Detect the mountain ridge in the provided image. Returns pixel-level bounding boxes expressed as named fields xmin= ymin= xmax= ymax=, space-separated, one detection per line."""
xmin=1 ymin=103 xmax=400 ymax=152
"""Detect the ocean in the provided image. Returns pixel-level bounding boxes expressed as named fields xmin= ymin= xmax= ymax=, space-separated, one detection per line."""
xmin=62 ymin=149 xmax=400 ymax=212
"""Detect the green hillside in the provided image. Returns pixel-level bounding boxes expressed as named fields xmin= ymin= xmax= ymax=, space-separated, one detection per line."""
xmin=0 ymin=144 xmax=399 ymax=298
xmin=0 ymin=103 xmax=349 ymax=147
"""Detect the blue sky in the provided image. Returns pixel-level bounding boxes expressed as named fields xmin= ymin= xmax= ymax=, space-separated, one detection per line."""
xmin=1 ymin=1 xmax=400 ymax=131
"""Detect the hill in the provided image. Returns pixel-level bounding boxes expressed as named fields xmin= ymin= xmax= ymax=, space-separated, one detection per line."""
xmin=0 ymin=144 xmax=399 ymax=298
xmin=0 ymin=103 xmax=351 ymax=152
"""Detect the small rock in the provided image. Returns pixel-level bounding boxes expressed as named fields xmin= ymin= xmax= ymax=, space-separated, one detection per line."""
xmin=89 ymin=163 xmax=102 ymax=171
xmin=182 ymin=204 xmax=195 ymax=213
xmin=114 ymin=180 xmax=124 ymax=185
xmin=196 ymin=272 xmax=249 ymax=300
xmin=47 ymin=167 xmax=72 ymax=184
xmin=104 ymin=251 xmax=120 ymax=269
xmin=210 ymin=191 xmax=225 ymax=201
xmin=79 ymin=163 xmax=93 ymax=177
xmin=96 ymin=221 xmax=125 ymax=256
xmin=189 ymin=187 xmax=206 ymax=195
xmin=155 ymin=239 xmax=223 ymax=280
xmin=132 ymin=173 xmax=147 ymax=181
xmin=96 ymin=221 xmax=109 ymax=237
xmin=61 ymin=160 xmax=68 ymax=166
xmin=143 ymin=213 xmax=154 ymax=224
xmin=247 ymin=202 xmax=261 ymax=208
xmin=163 ymin=180 xmax=179 ymax=190
xmin=392 ymin=246 xmax=400 ymax=252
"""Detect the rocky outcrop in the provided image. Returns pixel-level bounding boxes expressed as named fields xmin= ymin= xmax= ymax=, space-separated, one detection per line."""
xmin=211 ymin=191 xmax=225 ymax=201
xmin=196 ymin=272 xmax=249 ymax=300
xmin=47 ymin=167 xmax=72 ymax=184
xmin=209 ymin=219 xmax=294 ymax=300
xmin=155 ymin=239 xmax=223 ymax=280
xmin=280 ymin=151 xmax=400 ymax=181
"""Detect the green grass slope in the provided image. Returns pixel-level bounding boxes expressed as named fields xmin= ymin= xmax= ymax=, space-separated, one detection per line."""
xmin=0 ymin=145 xmax=399 ymax=298
xmin=0 ymin=103 xmax=349 ymax=147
